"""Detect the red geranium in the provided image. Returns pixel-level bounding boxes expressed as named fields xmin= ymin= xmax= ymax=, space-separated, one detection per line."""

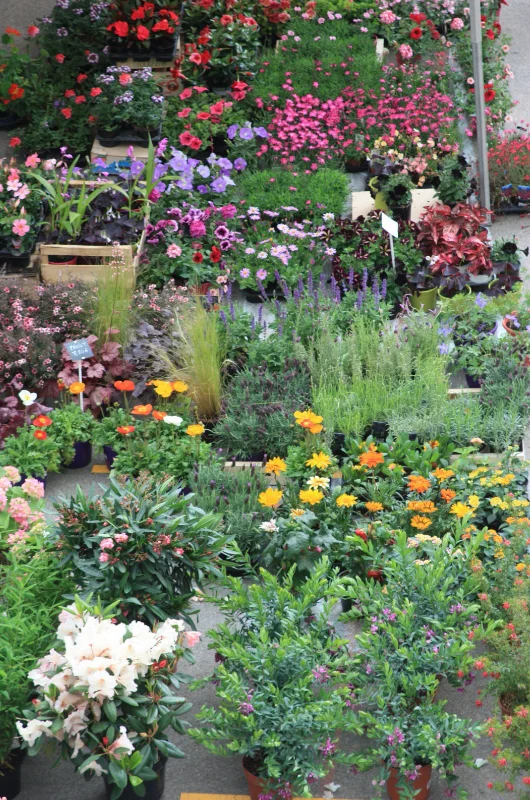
xmin=410 ymin=27 xmax=423 ymax=39
xmin=485 ymin=88 xmax=496 ymax=102
xmin=196 ymin=111 xmax=211 ymax=120
xmin=220 ymin=14 xmax=233 ymax=25
xmin=61 ymin=108 xmax=72 ymax=119
xmin=7 ymin=83 xmax=24 ymax=100
xmin=90 ymin=87 xmax=102 ymax=97
xmin=486 ymin=28 xmax=495 ymax=39
xmin=410 ymin=12 xmax=426 ymax=22
xmin=55 ymin=53 xmax=65 ymax=63
xmin=64 ymin=89 xmax=76 ymax=98
xmin=136 ymin=25 xmax=150 ymax=40
xmin=107 ymin=20 xmax=129 ymax=37
xmin=152 ymin=19 xmax=170 ymax=32
xmin=131 ymin=7 xmax=145 ymax=19
xmin=9 ymin=136 xmax=21 ymax=147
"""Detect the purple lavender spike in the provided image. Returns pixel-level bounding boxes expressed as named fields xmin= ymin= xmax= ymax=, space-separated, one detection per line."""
xmin=226 ymin=281 xmax=232 ymax=301
xmin=277 ymin=323 xmax=283 ymax=336
xmin=298 ymin=276 xmax=304 ymax=295
xmin=275 ymin=299 xmax=281 ymax=316
xmin=229 ymin=302 xmax=236 ymax=321
xmin=258 ymin=304 xmax=264 ymax=325
xmin=293 ymin=288 xmax=301 ymax=304
xmin=362 ymin=269 xmax=368 ymax=292
xmin=319 ymin=272 xmax=326 ymax=292
xmin=381 ymin=278 xmax=387 ymax=300
xmin=250 ymin=316 xmax=256 ymax=331
xmin=280 ymin=277 xmax=291 ymax=299
xmin=257 ymin=278 xmax=268 ymax=302
xmin=219 ymin=310 xmax=227 ymax=325
xmin=356 ymin=290 xmax=363 ymax=309
xmin=307 ymin=270 xmax=313 ymax=294
xmin=274 ymin=269 xmax=282 ymax=283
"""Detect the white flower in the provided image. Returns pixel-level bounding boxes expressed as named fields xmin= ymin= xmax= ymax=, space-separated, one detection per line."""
xmin=108 ymin=726 xmax=134 ymax=760
xmin=80 ymin=759 xmax=107 ymax=776
xmin=86 ymin=670 xmax=118 ymax=700
xmin=16 ymin=719 xmax=53 ymax=747
xmin=63 ymin=706 xmax=88 ymax=737
xmin=163 ymin=415 xmax=183 ymax=427
xmin=54 ymin=691 xmax=82 ymax=712
xmin=323 ymin=212 xmax=335 ymax=222
xmin=18 ymin=389 xmax=37 ymax=407
xmin=259 ymin=520 xmax=279 ymax=533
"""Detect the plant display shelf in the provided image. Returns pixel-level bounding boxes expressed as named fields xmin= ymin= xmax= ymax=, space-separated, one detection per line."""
xmin=90 ymin=138 xmax=152 ymax=172
xmin=0 ymin=250 xmax=40 ymax=280
xmin=116 ymin=36 xmax=181 ymax=97
xmin=351 ymin=188 xmax=439 ymax=223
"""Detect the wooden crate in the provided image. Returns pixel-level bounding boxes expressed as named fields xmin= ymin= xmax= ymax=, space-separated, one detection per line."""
xmin=90 ymin=138 xmax=151 ymax=171
xmin=39 ymin=226 xmax=147 ymax=285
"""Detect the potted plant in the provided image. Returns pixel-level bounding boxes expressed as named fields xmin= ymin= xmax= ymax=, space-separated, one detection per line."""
xmin=0 ymin=465 xmax=46 ymax=548
xmin=435 ymin=156 xmax=471 ymax=207
xmin=502 ymin=307 xmax=530 ymax=337
xmin=106 ymin=0 xmax=181 ymax=61
xmin=0 ymin=159 xmax=44 ymax=269
xmin=0 ymin=421 xmax=61 ymax=485
xmin=50 ymin=402 xmax=96 ymax=469
xmin=52 ymin=474 xmax=228 ymax=625
xmin=17 ymin=596 xmax=197 ymax=800
xmin=481 ymin=598 xmax=530 ymax=718
xmin=381 ymin=174 xmax=415 ymax=222
xmin=358 ymin=700 xmax=482 ymax=800
xmin=491 ymin=237 xmax=528 ymax=271
xmin=406 ymin=260 xmax=438 ymax=311
xmin=190 ymin=562 xmax=365 ymax=799
xmin=93 ymin=67 xmax=165 ymax=146
xmin=0 ymin=535 xmax=73 ymax=800
xmin=0 ymin=29 xmax=32 ymax=129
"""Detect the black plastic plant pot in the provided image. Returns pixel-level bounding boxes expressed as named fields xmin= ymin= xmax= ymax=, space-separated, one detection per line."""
xmin=388 ymin=203 xmax=411 ymax=222
xmin=97 ymin=124 xmax=162 ymax=148
xmin=107 ymin=31 xmax=179 ymax=62
xmin=104 ymin=757 xmax=167 ymax=800
xmin=331 ymin=432 xmax=346 ymax=462
xmin=0 ymin=747 xmax=26 ymax=799
xmin=0 ymin=112 xmax=23 ymax=131
xmin=344 ymin=156 xmax=368 ymax=174
xmin=65 ymin=441 xmax=93 ymax=470
xmin=371 ymin=421 xmax=389 ymax=441
xmin=465 ymin=373 xmax=481 ymax=389
xmin=0 ymin=251 xmax=32 ymax=270
xmin=103 ymin=445 xmax=117 ymax=469
xmin=340 ymin=597 xmax=353 ymax=613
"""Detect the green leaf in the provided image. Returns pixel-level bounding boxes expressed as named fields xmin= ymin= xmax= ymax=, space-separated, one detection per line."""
xmin=108 ymin=760 xmax=128 ymax=789
xmin=104 ymin=700 xmax=117 ymax=722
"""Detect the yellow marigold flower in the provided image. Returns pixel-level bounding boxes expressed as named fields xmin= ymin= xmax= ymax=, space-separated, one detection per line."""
xmin=359 ymin=450 xmax=385 ymax=468
xmin=307 ymin=475 xmax=330 ymax=490
xmin=294 ymin=409 xmax=323 ymax=434
xmin=408 ymin=475 xmax=431 ymax=494
xmin=264 ymin=457 xmax=287 ymax=476
xmin=450 ymin=502 xmax=474 ymax=519
xmin=258 ymin=487 xmax=283 ymax=508
xmin=432 ymin=468 xmax=454 ymax=482
xmin=290 ymin=508 xmax=305 ymax=518
xmin=365 ymin=501 xmax=383 ymax=513
xmin=410 ymin=515 xmax=432 ymax=530
xmin=299 ymin=488 xmax=324 ymax=505
xmin=148 ymin=379 xmax=174 ymax=398
xmin=186 ymin=423 xmax=205 ymax=437
xmin=516 ymin=563 xmax=526 ymax=571
xmin=69 ymin=381 xmax=85 ymax=395
xmin=336 ymin=493 xmax=358 ymax=508
xmin=468 ymin=495 xmax=480 ymax=509
xmin=306 ymin=451 xmax=332 ymax=470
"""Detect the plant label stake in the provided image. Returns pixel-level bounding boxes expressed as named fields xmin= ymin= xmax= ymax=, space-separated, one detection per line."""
xmin=65 ymin=338 xmax=93 ymax=413
xmin=381 ymin=212 xmax=399 ymax=272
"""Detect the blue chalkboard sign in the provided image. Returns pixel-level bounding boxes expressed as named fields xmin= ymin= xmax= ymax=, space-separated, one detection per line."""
xmin=65 ymin=338 xmax=93 ymax=361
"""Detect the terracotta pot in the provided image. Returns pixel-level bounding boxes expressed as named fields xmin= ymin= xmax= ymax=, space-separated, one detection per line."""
xmin=502 ymin=310 xmax=529 ymax=337
xmin=47 ymin=255 xmax=78 ymax=265
xmin=386 ymin=764 xmax=432 ymax=800
xmin=243 ymin=758 xmax=266 ymax=800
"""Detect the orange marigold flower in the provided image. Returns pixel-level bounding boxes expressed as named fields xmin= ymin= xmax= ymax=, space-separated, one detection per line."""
xmin=359 ymin=450 xmax=385 ymax=469
xmin=407 ymin=500 xmax=437 ymax=514
xmin=365 ymin=501 xmax=383 ymax=513
xmin=441 ymin=488 xmax=457 ymax=502
xmin=131 ymin=404 xmax=152 ymax=416
xmin=432 ymin=467 xmax=454 ymax=481
xmin=294 ymin=409 xmax=323 ymax=434
xmin=408 ymin=475 xmax=431 ymax=494
xmin=410 ymin=515 xmax=432 ymax=530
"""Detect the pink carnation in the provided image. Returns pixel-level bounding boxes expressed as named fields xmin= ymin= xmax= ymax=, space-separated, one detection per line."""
xmin=398 ymin=43 xmax=414 ymax=59
xmin=115 ymin=533 xmax=129 ymax=543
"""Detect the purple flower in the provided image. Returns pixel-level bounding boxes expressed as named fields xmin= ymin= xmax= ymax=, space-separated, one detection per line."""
xmin=238 ymin=701 xmax=255 ymax=716
xmin=239 ymin=127 xmax=254 ymax=140
xmin=311 ymin=665 xmax=330 ymax=683
xmin=475 ymin=293 xmax=487 ymax=309
xmin=151 ymin=94 xmax=165 ymax=103
xmin=256 ymin=269 xmax=268 ymax=281
xmin=234 ymin=158 xmax=247 ymax=171
xmin=217 ymin=157 xmax=233 ymax=170
xmin=227 ymin=124 xmax=239 ymax=139
xmin=87 ymin=52 xmax=99 ymax=63
xmin=439 ymin=342 xmax=450 ymax=355
xmin=57 ymin=26 xmax=69 ymax=36
xmin=319 ymin=738 xmax=336 ymax=757
xmin=210 ymin=177 xmax=227 ymax=193
xmin=214 ymin=225 xmax=229 ymax=239
xmin=196 ymin=184 xmax=209 ymax=194
xmin=255 ymin=127 xmax=269 ymax=138
xmin=197 ymin=164 xmax=210 ymax=178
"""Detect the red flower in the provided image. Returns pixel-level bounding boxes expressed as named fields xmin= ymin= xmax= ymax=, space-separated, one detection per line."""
xmin=196 ymin=111 xmax=211 ymax=119
xmin=61 ymin=108 xmax=72 ymax=119
xmin=27 ymin=25 xmax=39 ymax=37
xmin=8 ymin=84 xmax=24 ymax=100
xmin=210 ymin=101 xmax=224 ymax=115
xmin=180 ymin=87 xmax=193 ymax=100
xmin=179 ymin=131 xmax=194 ymax=146
xmin=88 ymin=115 xmax=97 ymax=124
xmin=136 ymin=25 xmax=150 ymax=40
xmin=200 ymin=51 xmax=211 ymax=65
xmin=409 ymin=12 xmax=426 ymax=22
xmin=108 ymin=20 xmax=129 ymax=37
xmin=189 ymin=52 xmax=202 ymax=64
xmin=90 ymin=87 xmax=102 ymax=97
xmin=192 ymin=252 xmax=204 ymax=263
xmin=33 ymin=430 xmax=47 ymax=440
xmin=153 ymin=19 xmax=170 ymax=31
xmin=55 ymin=54 xmax=65 ymax=63
xmin=355 ymin=528 xmax=368 ymax=541
xmin=220 ymin=14 xmax=233 ymax=25
xmin=75 ymin=95 xmax=86 ymax=104
xmin=485 ymin=88 xmax=496 ymax=102
xmin=211 ymin=245 xmax=221 ymax=262
xmin=177 ymin=107 xmax=191 ymax=118
xmin=77 ymin=73 xmax=88 ymax=83
xmin=131 ymin=7 xmax=145 ymax=19
xmin=410 ymin=27 xmax=423 ymax=39
xmin=486 ymin=28 xmax=495 ymax=39
xmin=64 ymin=89 xmax=76 ymax=98
xmin=116 ymin=425 xmax=135 ymax=435
xmin=189 ymin=136 xmax=202 ymax=149
xmin=5 ymin=27 xmax=21 ymax=36
xmin=9 ymin=136 xmax=21 ymax=147
xmin=33 ymin=415 xmax=53 ymax=428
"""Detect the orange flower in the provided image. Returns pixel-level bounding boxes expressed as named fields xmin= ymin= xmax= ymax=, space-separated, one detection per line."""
xmin=69 ymin=381 xmax=85 ymax=395
xmin=116 ymin=425 xmax=135 ymax=435
xmin=57 ymin=379 xmax=66 ymax=391
xmin=365 ymin=501 xmax=383 ymax=513
xmin=186 ymin=423 xmax=205 ymax=437
xmin=131 ymin=404 xmax=152 ymax=416
xmin=432 ymin=468 xmax=454 ymax=482
xmin=441 ymin=488 xmax=457 ymax=502
xmin=33 ymin=430 xmax=47 ymax=440
xmin=359 ymin=450 xmax=384 ymax=468
xmin=153 ymin=410 xmax=167 ymax=421
xmin=5 ymin=27 xmax=21 ymax=36
xmin=293 ymin=409 xmax=323 ymax=434
xmin=410 ymin=515 xmax=432 ymax=530
xmin=407 ymin=500 xmax=437 ymax=514
xmin=408 ymin=475 xmax=431 ymax=494
xmin=114 ymin=380 xmax=135 ymax=392
xmin=33 ymin=414 xmax=53 ymax=428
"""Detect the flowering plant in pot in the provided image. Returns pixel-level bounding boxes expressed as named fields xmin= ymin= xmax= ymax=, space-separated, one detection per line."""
xmin=0 ymin=465 xmax=45 ymax=547
xmin=0 ymin=158 xmax=44 ymax=261
xmin=357 ymin=699 xmax=482 ymax=800
xmin=485 ymin=704 xmax=530 ymax=796
xmin=49 ymin=402 xmax=96 ymax=469
xmin=106 ymin=0 xmax=180 ymax=61
xmin=93 ymin=66 xmax=165 ymax=145
xmin=481 ymin=597 xmax=530 ymax=717
xmin=190 ymin=571 xmax=367 ymax=799
xmin=58 ymin=335 xmax=134 ymax=410
xmin=17 ymin=596 xmax=197 ymax=800
xmin=488 ymin=128 xmax=530 ymax=210
xmin=491 ymin=237 xmax=528 ymax=270
xmin=435 ymin=155 xmax=472 ymax=207
xmin=416 ymin=203 xmax=493 ymax=277
xmin=52 ymin=474 xmax=227 ymax=625
xmin=380 ymin=174 xmax=415 ymax=222
xmin=0 ymin=28 xmax=32 ymax=128
xmin=0 ymin=420 xmax=61 ymax=480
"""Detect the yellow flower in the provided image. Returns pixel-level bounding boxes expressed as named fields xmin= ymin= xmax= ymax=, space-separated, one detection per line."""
xmin=407 ymin=500 xmax=437 ymax=514
xmin=172 ymin=380 xmax=188 ymax=393
xmin=307 ymin=475 xmax=330 ymax=490
xmin=290 ymin=508 xmax=305 ymax=518
xmin=490 ymin=497 xmax=508 ymax=510
xmin=449 ymin=502 xmax=474 ymax=519
xmin=469 ymin=466 xmax=489 ymax=479
xmin=336 ymin=493 xmax=358 ymax=508
xmin=69 ymin=381 xmax=85 ymax=395
xmin=365 ymin=501 xmax=383 ymax=513
xmin=148 ymin=380 xmax=174 ymax=398
xmin=468 ymin=495 xmax=480 ymax=509
xmin=516 ymin=563 xmax=526 ymax=571
xmin=410 ymin=515 xmax=432 ymax=530
xmin=414 ymin=558 xmax=431 ymax=565
xmin=299 ymin=488 xmax=324 ymax=505
xmin=493 ymin=533 xmax=503 ymax=544
xmin=186 ymin=423 xmax=205 ymax=437
xmin=432 ymin=468 xmax=454 ymax=482
xmin=306 ymin=451 xmax=332 ymax=470
xmin=264 ymin=457 xmax=287 ymax=476
xmin=294 ymin=409 xmax=323 ymax=434
xmin=494 ymin=549 xmax=505 ymax=559
xmin=493 ymin=473 xmax=515 ymax=486
xmin=258 ymin=487 xmax=283 ymax=508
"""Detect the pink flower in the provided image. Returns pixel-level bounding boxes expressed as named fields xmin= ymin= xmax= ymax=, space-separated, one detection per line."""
xmin=398 ymin=44 xmax=414 ymax=59
xmin=184 ymin=631 xmax=201 ymax=647
xmin=0 ymin=488 xmax=7 ymax=512
xmin=25 ymin=153 xmax=41 ymax=168
xmin=450 ymin=17 xmax=464 ymax=30
xmin=99 ymin=537 xmax=114 ymax=550
xmin=380 ymin=10 xmax=396 ymax=23
xmin=256 ymin=269 xmax=268 ymax=280
xmin=3 ymin=466 xmax=20 ymax=483
xmin=173 ymin=547 xmax=185 ymax=556
xmin=115 ymin=533 xmax=129 ymax=543
xmin=166 ymin=244 xmax=182 ymax=258
xmin=14 ymin=184 xmax=30 ymax=200
xmin=21 ymin=477 xmax=45 ymax=499
xmin=119 ymin=73 xmax=133 ymax=85
xmin=8 ymin=497 xmax=32 ymax=524
xmin=12 ymin=218 xmax=30 ymax=236
xmin=99 ymin=552 xmax=110 ymax=563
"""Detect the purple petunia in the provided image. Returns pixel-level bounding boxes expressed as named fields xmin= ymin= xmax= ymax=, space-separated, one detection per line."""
xmin=239 ymin=127 xmax=254 ymax=140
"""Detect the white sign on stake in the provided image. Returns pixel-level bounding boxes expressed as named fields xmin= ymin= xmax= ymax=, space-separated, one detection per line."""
xmin=381 ymin=212 xmax=399 ymax=272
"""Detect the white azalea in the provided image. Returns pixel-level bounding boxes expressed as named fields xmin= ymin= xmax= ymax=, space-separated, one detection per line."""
xmin=80 ymin=759 xmax=107 ymax=776
xmin=63 ymin=706 xmax=88 ymax=737
xmin=16 ymin=719 xmax=53 ymax=747
xmin=86 ymin=670 xmax=118 ymax=700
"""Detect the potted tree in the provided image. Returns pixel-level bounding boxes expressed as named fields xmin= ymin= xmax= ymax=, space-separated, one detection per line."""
xmin=17 ymin=597 xmax=196 ymax=800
